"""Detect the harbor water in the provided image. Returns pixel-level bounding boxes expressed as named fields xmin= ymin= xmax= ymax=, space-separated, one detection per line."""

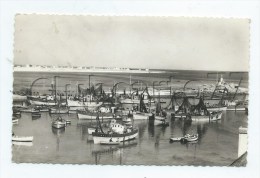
xmin=12 ymin=111 xmax=247 ymax=165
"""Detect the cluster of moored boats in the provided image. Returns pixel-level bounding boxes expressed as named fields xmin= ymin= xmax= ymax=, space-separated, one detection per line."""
xmin=12 ymin=75 xmax=248 ymax=145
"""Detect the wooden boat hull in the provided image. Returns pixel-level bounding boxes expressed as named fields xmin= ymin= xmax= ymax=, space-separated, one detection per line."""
xmin=100 ymin=141 xmax=120 ymax=145
xmin=20 ymin=109 xmax=41 ymax=113
xmin=133 ymin=114 xmax=149 ymax=120
xmin=77 ymin=112 xmax=121 ymax=120
xmin=154 ymin=116 xmax=169 ymax=126
xmin=92 ymin=129 xmax=138 ymax=144
xmin=170 ymin=137 xmax=183 ymax=142
xmin=29 ymin=100 xmax=61 ymax=106
xmin=12 ymin=136 xmax=33 ymax=142
xmin=67 ymin=100 xmax=102 ymax=110
xmin=120 ymin=98 xmax=154 ymax=104
xmin=226 ymin=106 xmax=246 ymax=111
xmin=207 ymin=106 xmax=227 ymax=112
xmin=191 ymin=111 xmax=222 ymax=122
xmin=174 ymin=113 xmax=187 ymax=118
xmin=52 ymin=121 xmax=66 ymax=129
xmin=49 ymin=109 xmax=69 ymax=114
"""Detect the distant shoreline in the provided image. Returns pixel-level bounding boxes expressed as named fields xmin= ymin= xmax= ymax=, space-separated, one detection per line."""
xmin=13 ymin=66 xmax=248 ymax=74
xmin=13 ymin=67 xmax=166 ymax=74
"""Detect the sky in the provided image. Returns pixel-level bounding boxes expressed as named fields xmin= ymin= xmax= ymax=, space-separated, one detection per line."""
xmin=14 ymin=15 xmax=250 ymax=71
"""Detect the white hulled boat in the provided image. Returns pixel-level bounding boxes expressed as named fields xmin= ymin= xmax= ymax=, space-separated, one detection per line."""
xmin=92 ymin=128 xmax=138 ymax=144
xmin=154 ymin=115 xmax=169 ymax=126
xmin=12 ymin=135 xmax=33 ymax=142
xmin=77 ymin=110 xmax=121 ymax=120
xmin=207 ymin=106 xmax=227 ymax=112
xmin=67 ymin=99 xmax=103 ymax=111
xmin=92 ymin=116 xmax=138 ymax=144
xmin=132 ymin=111 xmax=151 ymax=120
xmin=191 ymin=111 xmax=223 ymax=122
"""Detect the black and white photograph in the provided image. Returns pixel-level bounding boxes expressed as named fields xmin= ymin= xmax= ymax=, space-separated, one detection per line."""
xmin=11 ymin=15 xmax=250 ymax=166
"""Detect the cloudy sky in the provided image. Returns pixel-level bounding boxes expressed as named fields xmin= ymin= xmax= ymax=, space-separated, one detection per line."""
xmin=14 ymin=15 xmax=249 ymax=71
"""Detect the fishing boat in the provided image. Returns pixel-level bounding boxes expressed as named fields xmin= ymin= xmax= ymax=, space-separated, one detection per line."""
xmin=181 ymin=134 xmax=199 ymax=142
xmin=191 ymin=111 xmax=223 ymax=122
xmin=226 ymin=100 xmax=247 ymax=111
xmin=226 ymin=105 xmax=246 ymax=111
xmin=119 ymin=98 xmax=154 ymax=104
xmin=191 ymin=97 xmax=223 ymax=122
xmin=132 ymin=92 xmax=153 ymax=120
xmin=92 ymin=115 xmax=138 ymax=144
xmin=77 ymin=110 xmax=121 ymax=120
xmin=153 ymin=99 xmax=169 ymax=126
xmin=28 ymin=95 xmax=66 ymax=106
xmin=154 ymin=115 xmax=169 ymax=126
xmin=52 ymin=117 xmax=67 ymax=129
xmin=67 ymin=98 xmax=103 ymax=111
xmin=92 ymin=129 xmax=138 ymax=144
xmin=49 ymin=107 xmax=69 ymax=114
xmin=173 ymin=97 xmax=192 ymax=119
xmin=12 ymin=134 xmax=33 ymax=142
xmin=132 ymin=111 xmax=151 ymax=120
xmin=52 ymin=116 xmax=67 ymax=129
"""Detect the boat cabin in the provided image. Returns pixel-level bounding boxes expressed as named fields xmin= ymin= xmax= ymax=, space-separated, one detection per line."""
xmin=111 ymin=123 xmax=125 ymax=134
xmin=99 ymin=107 xmax=111 ymax=113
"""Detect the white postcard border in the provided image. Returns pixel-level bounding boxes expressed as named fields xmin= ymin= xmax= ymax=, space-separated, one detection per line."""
xmin=0 ymin=1 xmax=259 ymax=178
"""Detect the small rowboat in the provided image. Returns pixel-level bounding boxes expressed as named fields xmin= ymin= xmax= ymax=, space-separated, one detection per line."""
xmin=52 ymin=117 xmax=70 ymax=129
xmin=12 ymin=141 xmax=33 ymax=147
xmin=181 ymin=134 xmax=198 ymax=142
xmin=12 ymin=119 xmax=19 ymax=124
xmin=52 ymin=120 xmax=66 ymax=129
xmin=12 ymin=136 xmax=33 ymax=142
xmin=170 ymin=137 xmax=183 ymax=142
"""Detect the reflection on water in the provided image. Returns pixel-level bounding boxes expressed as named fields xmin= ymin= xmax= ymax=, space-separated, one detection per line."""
xmin=12 ymin=142 xmax=33 ymax=147
xmin=91 ymin=140 xmax=138 ymax=165
xmin=12 ymin=111 xmax=247 ymax=165
xmin=52 ymin=127 xmax=65 ymax=151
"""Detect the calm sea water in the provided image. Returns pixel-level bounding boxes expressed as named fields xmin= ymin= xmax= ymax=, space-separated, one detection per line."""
xmin=12 ymin=71 xmax=248 ymax=165
xmin=12 ymin=111 xmax=247 ymax=165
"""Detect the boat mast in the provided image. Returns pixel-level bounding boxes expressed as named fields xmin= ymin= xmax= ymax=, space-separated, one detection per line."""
xmin=54 ymin=76 xmax=58 ymax=105
xmin=96 ymin=114 xmax=104 ymax=133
